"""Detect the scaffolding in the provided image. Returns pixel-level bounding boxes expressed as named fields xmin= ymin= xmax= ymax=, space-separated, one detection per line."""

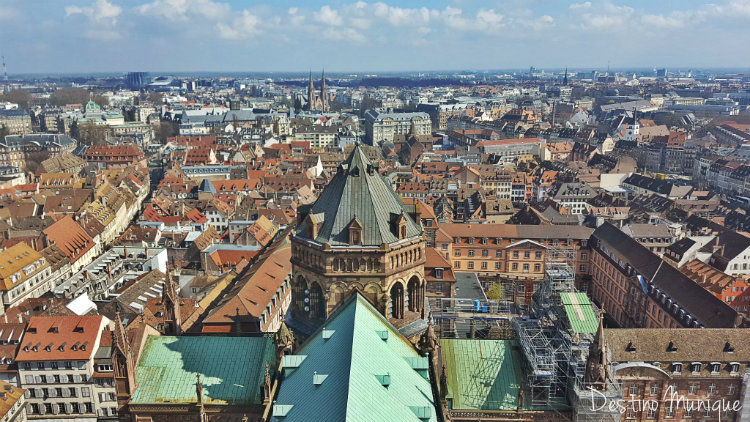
xmin=432 ymin=297 xmax=518 ymax=339
xmin=511 ymin=261 xmax=622 ymax=421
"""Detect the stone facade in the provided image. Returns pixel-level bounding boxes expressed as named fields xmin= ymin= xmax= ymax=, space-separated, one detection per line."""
xmin=291 ymin=144 xmax=427 ymax=326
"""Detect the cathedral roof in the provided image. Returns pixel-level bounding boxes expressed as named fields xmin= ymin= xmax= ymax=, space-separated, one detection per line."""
xmin=297 ymin=144 xmax=422 ymax=246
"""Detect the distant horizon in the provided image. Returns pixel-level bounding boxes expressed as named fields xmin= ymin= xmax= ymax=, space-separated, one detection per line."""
xmin=6 ymin=66 xmax=750 ymax=80
xmin=1 ymin=0 xmax=748 ymax=74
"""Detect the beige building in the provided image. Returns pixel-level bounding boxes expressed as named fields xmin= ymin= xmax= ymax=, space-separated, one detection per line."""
xmin=17 ymin=316 xmax=116 ymax=421
xmin=364 ymin=109 xmax=431 ymax=145
xmin=0 ymin=243 xmax=52 ymax=314
xmin=0 ymin=110 xmax=32 ymax=136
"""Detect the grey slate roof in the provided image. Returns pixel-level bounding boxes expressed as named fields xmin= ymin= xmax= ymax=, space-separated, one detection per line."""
xmin=592 ymin=223 xmax=738 ymax=328
xmin=297 ymin=144 xmax=422 ymax=246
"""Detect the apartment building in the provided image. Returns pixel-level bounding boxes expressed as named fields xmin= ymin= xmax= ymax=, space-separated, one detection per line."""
xmin=16 ymin=316 xmax=114 ymax=421
xmin=364 ymin=109 xmax=431 ymax=145
xmin=606 ymin=328 xmax=748 ymax=422
xmin=0 ymin=244 xmax=52 ymax=315
xmin=589 ymin=223 xmax=740 ymax=329
xmin=436 ymin=223 xmax=593 ymax=280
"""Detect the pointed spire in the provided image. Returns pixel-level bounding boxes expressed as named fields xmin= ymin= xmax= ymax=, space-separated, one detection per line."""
xmin=196 ymin=373 xmax=204 ymax=405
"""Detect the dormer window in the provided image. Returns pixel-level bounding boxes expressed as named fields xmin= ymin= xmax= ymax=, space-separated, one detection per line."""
xmin=691 ymin=362 xmax=702 ymax=374
xmin=348 ymin=217 xmax=363 ymax=246
xmin=434 ymin=268 xmax=444 ymax=279
xmin=396 ymin=213 xmax=408 ymax=240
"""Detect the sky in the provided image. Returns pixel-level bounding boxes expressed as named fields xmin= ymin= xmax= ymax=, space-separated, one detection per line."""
xmin=0 ymin=0 xmax=748 ymax=74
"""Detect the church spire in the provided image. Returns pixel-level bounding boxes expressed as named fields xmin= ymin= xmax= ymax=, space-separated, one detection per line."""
xmin=584 ymin=310 xmax=610 ymax=390
xmin=163 ymin=268 xmax=182 ymax=335
xmin=321 ymin=69 xmax=328 ymax=112
xmin=307 ymin=70 xmax=316 ymax=111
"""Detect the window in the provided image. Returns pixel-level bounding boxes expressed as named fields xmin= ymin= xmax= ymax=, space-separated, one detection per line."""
xmin=70 ymin=387 xmax=77 ymax=397
xmin=65 ymin=361 xmax=73 ymax=369
xmin=629 ymin=384 xmax=638 ymax=396
xmin=441 ymin=244 xmax=448 ymax=251
xmin=481 ymin=238 xmax=487 ymax=245
xmin=647 ymin=406 xmax=657 ymax=418
xmin=704 ymin=407 xmax=711 ymax=418
xmin=650 ymin=384 xmax=658 ymax=395
xmin=45 ymin=404 xmax=53 ymax=414
xmin=481 ymin=262 xmax=487 ymax=269
xmin=82 ymin=387 xmax=90 ymax=397
xmin=524 ymin=251 xmax=530 ymax=259
xmin=691 ymin=363 xmax=701 ymax=374
xmin=54 ymin=375 xmax=60 ymax=383
xmin=454 ymin=262 xmax=460 ymax=269
xmin=468 ymin=262 xmax=474 ymax=269
xmin=513 ymin=251 xmax=519 ymax=259
xmin=671 ymin=363 xmax=682 ymax=374
xmin=468 ymin=250 xmax=475 ymax=257
xmin=688 ymin=383 xmax=697 ymax=395
xmin=496 ymin=250 xmax=502 ymax=258
xmin=626 ymin=408 xmax=635 ymax=419
xmin=31 ymin=404 xmax=39 ymax=415
xmin=468 ymin=238 xmax=474 ymax=244
xmin=482 ymin=250 xmax=488 ymax=257
xmin=495 ymin=262 xmax=501 ymax=269
xmin=51 ymin=362 xmax=58 ymax=369
xmin=666 ymin=405 xmax=674 ymax=418
xmin=580 ymin=265 xmax=586 ymax=272
xmin=435 ymin=268 xmax=444 ymax=279
xmin=454 ymin=250 xmax=461 ymax=257
xmin=685 ymin=408 xmax=693 ymax=417
xmin=72 ymin=403 xmax=80 ymax=413
xmin=98 ymin=364 xmax=113 ymax=372
xmin=523 ymin=263 xmax=529 ymax=272
xmin=85 ymin=403 xmax=93 ymax=413
xmin=581 ymin=252 xmax=587 ymax=259
xmin=534 ymin=264 xmax=541 ymax=272
xmin=535 ymin=251 xmax=542 ymax=259
xmin=23 ymin=362 xmax=31 ymax=370
xmin=709 ymin=383 xmax=716 ymax=395
xmin=729 ymin=362 xmax=740 ymax=374
xmin=37 ymin=362 xmax=44 ymax=370
xmin=512 ymin=263 xmax=518 ymax=271
xmin=728 ymin=384 xmax=736 ymax=395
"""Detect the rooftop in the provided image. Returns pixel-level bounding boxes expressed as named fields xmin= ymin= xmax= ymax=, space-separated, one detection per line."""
xmin=131 ymin=335 xmax=275 ymax=406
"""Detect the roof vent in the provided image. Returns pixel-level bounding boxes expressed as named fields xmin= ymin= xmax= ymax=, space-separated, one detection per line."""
xmin=626 ymin=341 xmax=636 ymax=352
xmin=322 ymin=328 xmax=335 ymax=340
xmin=376 ymin=374 xmax=391 ymax=388
xmin=724 ymin=342 xmax=735 ymax=353
xmin=666 ymin=341 xmax=678 ymax=353
xmin=272 ymin=404 xmax=293 ymax=418
xmin=376 ymin=330 xmax=388 ymax=341
xmin=313 ymin=372 xmax=328 ymax=386
xmin=409 ymin=406 xmax=433 ymax=421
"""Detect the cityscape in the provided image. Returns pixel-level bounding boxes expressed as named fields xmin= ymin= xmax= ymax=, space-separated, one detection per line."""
xmin=0 ymin=1 xmax=749 ymax=422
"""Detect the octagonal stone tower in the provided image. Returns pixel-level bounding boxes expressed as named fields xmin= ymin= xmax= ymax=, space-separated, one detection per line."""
xmin=291 ymin=144 xmax=425 ymax=327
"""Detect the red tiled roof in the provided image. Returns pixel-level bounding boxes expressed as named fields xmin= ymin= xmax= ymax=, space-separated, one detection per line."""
xmin=17 ymin=316 xmax=104 ymax=361
xmin=42 ymin=216 xmax=95 ymax=263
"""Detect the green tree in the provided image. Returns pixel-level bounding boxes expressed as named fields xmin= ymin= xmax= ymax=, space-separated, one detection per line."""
xmin=49 ymin=88 xmax=91 ymax=107
xmin=77 ymin=123 xmax=108 ymax=146
xmin=0 ymin=89 xmax=32 ymax=109
xmin=147 ymin=92 xmax=164 ymax=104
xmin=156 ymin=121 xmax=178 ymax=143
xmin=486 ymin=282 xmax=505 ymax=301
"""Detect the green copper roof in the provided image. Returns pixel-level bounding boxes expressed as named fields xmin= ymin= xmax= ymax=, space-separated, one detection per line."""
xmin=131 ymin=336 xmax=275 ymax=406
xmin=561 ymin=292 xmax=598 ymax=334
xmin=271 ymin=293 xmax=437 ymax=422
xmin=297 ymin=145 xmax=422 ymax=246
xmin=441 ymin=339 xmax=523 ymax=411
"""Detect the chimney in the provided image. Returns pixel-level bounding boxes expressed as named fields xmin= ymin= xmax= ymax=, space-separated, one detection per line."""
xmin=17 ymin=313 xmax=23 ymax=323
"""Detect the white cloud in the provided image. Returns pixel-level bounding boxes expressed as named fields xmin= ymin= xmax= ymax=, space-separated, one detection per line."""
xmin=136 ymin=0 xmax=230 ymax=22
xmin=65 ymin=0 xmax=122 ymax=40
xmin=314 ymin=5 xmax=343 ymax=26
xmin=65 ymin=0 xmax=122 ymax=24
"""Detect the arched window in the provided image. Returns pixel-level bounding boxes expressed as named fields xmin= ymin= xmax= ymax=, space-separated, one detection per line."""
xmin=309 ymin=282 xmax=326 ymax=320
xmin=390 ymin=282 xmax=404 ymax=319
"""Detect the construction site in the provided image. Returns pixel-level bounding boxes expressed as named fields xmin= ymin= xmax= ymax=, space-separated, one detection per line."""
xmin=434 ymin=243 xmax=623 ymax=421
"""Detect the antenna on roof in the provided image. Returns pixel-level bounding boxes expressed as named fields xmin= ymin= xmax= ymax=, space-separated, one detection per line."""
xmin=1 ymin=55 xmax=8 ymax=94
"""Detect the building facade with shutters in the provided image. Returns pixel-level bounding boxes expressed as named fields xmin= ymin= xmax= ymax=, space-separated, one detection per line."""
xmin=16 ymin=316 xmax=115 ymax=421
